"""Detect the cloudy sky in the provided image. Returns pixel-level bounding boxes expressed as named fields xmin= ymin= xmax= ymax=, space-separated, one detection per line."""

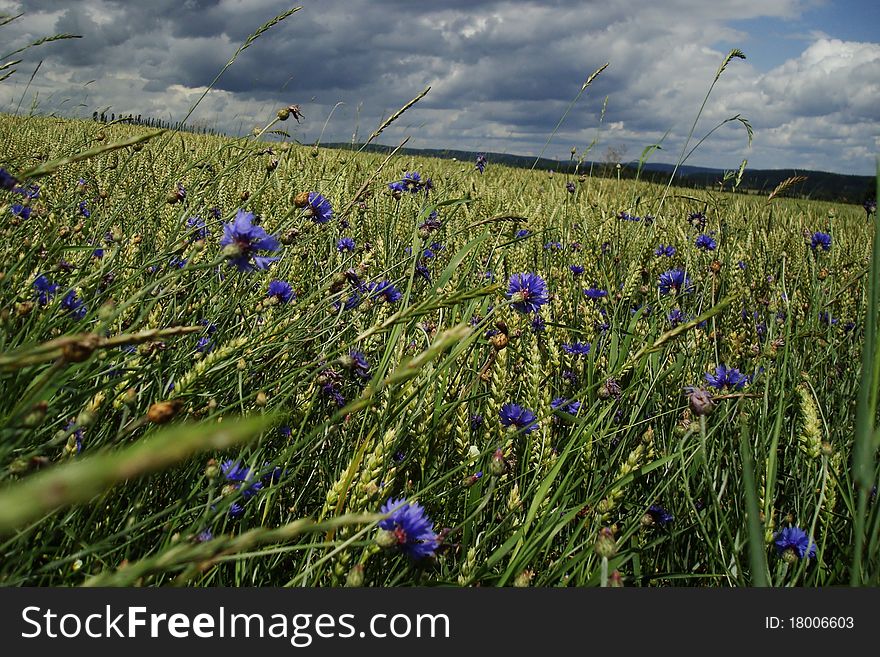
xmin=1 ymin=0 xmax=877 ymax=174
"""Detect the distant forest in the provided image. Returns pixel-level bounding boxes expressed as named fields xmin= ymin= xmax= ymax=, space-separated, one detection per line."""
xmin=323 ymin=143 xmax=875 ymax=207
xmin=87 ymin=110 xmax=873 ymax=206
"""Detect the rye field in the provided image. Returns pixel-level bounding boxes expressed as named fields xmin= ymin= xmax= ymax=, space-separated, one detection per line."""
xmin=0 ymin=108 xmax=878 ymax=587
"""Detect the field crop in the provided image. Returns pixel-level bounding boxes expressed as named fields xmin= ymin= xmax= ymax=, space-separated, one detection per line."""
xmin=1 ymin=13 xmax=878 ymax=587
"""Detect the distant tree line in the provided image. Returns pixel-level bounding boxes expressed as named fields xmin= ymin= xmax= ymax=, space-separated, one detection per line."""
xmin=91 ymin=110 xmax=221 ymax=137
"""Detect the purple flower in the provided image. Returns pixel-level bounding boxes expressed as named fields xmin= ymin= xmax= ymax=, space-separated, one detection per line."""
xmin=33 ymin=275 xmax=59 ymax=306
xmin=584 ymin=286 xmax=607 ymax=300
xmin=219 ymin=209 xmax=281 ymax=271
xmin=566 ymin=181 xmax=576 ymax=194
xmin=61 ymin=290 xmax=87 ymax=319
xmin=344 ymin=350 xmax=371 ymax=379
xmin=810 ymin=231 xmax=831 ymax=251
xmin=506 ymin=273 xmax=549 ymax=314
xmin=0 ymin=168 xmax=17 ymax=190
xmin=10 ymin=204 xmax=31 ymax=220
xmin=515 ymin=229 xmax=530 ymax=239
xmin=569 ymin=265 xmax=585 ymax=276
xmin=307 ymin=192 xmax=333 ymax=223
xmin=562 ymin=341 xmax=591 ymax=356
xmin=668 ymin=308 xmax=686 ymax=327
xmin=337 ymin=237 xmax=356 ymax=252
xmin=654 ymin=244 xmax=676 ymax=257
xmin=379 ymin=497 xmax=438 ymax=560
xmin=475 ymin=153 xmax=488 ymax=174
xmin=530 ymin=313 xmax=546 ymax=334
xmin=267 ymin=279 xmax=295 ymax=303
xmin=500 ymin=403 xmax=538 ymax=434
xmin=647 ymin=504 xmax=674 ymax=526
xmin=617 ymin=211 xmax=641 ymax=222
xmin=368 ymin=280 xmax=403 ymax=303
xmin=78 ymin=201 xmax=91 ymax=218
xmin=688 ymin=212 xmax=706 ymax=230
xmin=551 ymin=397 xmax=581 ymax=416
xmin=774 ymin=526 xmax=816 ymax=559
xmin=658 ymin=269 xmax=693 ymax=295
xmin=695 ymin=234 xmax=717 ymax=251
xmin=704 ymin=365 xmax=749 ymax=390
xmin=544 ymin=241 xmax=562 ymax=251
xmin=186 ymin=216 xmax=208 ymax=241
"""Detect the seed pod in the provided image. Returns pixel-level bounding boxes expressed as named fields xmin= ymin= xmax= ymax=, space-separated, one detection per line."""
xmin=147 ymin=399 xmax=183 ymax=424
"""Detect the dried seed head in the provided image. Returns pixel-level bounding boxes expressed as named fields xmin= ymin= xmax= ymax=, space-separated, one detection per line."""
xmin=147 ymin=399 xmax=183 ymax=424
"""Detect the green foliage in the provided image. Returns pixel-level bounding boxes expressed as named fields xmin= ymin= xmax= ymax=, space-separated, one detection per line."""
xmin=0 ymin=109 xmax=876 ymax=588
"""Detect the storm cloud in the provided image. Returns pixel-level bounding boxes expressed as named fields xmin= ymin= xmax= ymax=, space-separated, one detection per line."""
xmin=1 ymin=0 xmax=877 ymax=174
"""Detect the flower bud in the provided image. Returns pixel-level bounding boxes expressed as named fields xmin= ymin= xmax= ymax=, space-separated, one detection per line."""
xmin=147 ymin=399 xmax=183 ymax=424
xmin=376 ymin=529 xmax=398 ymax=550
xmin=688 ymin=388 xmax=715 ymax=416
xmin=205 ymin=458 xmax=220 ymax=479
xmin=608 ymin=570 xmax=624 ymax=587
xmin=277 ymin=107 xmax=291 ymax=121
xmin=345 ymin=564 xmax=364 ymax=587
xmin=294 ymin=191 xmax=310 ymax=208
xmin=489 ymin=449 xmax=507 ymax=476
xmin=513 ymin=570 xmax=533 ymax=587
xmin=594 ymin=527 xmax=618 ymax=559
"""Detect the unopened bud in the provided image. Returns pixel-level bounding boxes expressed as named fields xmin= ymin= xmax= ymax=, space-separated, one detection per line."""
xmin=345 ymin=564 xmax=364 ymax=587
xmin=594 ymin=527 xmax=618 ymax=559
xmin=147 ymin=399 xmax=183 ymax=424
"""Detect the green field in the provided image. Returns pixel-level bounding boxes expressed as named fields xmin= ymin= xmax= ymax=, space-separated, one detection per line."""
xmin=0 ymin=109 xmax=878 ymax=587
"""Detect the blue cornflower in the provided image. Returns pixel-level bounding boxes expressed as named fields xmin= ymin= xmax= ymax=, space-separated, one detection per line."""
xmin=368 ymin=280 xmax=403 ymax=303
xmin=515 ymin=229 xmax=530 ymax=239
xmin=544 ymin=241 xmax=562 ymax=251
xmin=584 ymin=286 xmax=608 ymax=300
xmin=344 ymin=350 xmax=371 ymax=379
xmin=704 ymin=365 xmax=749 ymax=390
xmin=33 ymin=275 xmax=59 ymax=306
xmin=196 ymin=530 xmax=213 ymax=543
xmin=566 ymin=181 xmax=576 ymax=194
xmin=195 ymin=337 xmax=213 ymax=353
xmin=562 ymin=341 xmax=591 ymax=356
xmin=551 ymin=397 xmax=581 ymax=416
xmin=618 ymin=211 xmax=641 ymax=222
xmin=647 ymin=504 xmax=674 ymax=526
xmin=61 ymin=290 xmax=87 ymax=319
xmin=186 ymin=216 xmax=208 ymax=241
xmin=267 ymin=279 xmax=295 ymax=303
xmin=658 ymin=269 xmax=693 ymax=295
xmin=307 ymin=192 xmax=333 ymax=223
xmin=64 ymin=420 xmax=84 ymax=454
xmin=506 ymin=273 xmax=549 ymax=314
xmin=810 ymin=231 xmax=831 ymax=251
xmin=13 ymin=183 xmax=39 ymax=199
xmin=10 ymin=204 xmax=31 ymax=220
xmin=415 ymin=261 xmax=431 ymax=282
xmin=654 ymin=244 xmax=676 ymax=257
xmin=688 ymin=212 xmax=706 ymax=230
xmin=333 ymin=291 xmax=362 ymax=312
xmin=470 ymin=414 xmax=484 ymax=430
xmin=419 ymin=211 xmax=442 ymax=233
xmin=168 ymin=256 xmax=186 ymax=269
xmin=774 ymin=526 xmax=816 ymax=559
xmin=530 ymin=313 xmax=546 ymax=334
xmin=337 ymin=236 xmax=356 ymax=252
xmin=668 ymin=308 xmax=685 ymax=327
xmin=79 ymin=201 xmax=90 ymax=218
xmin=221 ymin=459 xmax=263 ymax=499
xmin=864 ymin=199 xmax=877 ymax=216
xmin=0 ymin=168 xmax=16 ymax=190
xmin=475 ymin=153 xmax=488 ymax=174
xmin=569 ymin=265 xmax=585 ymax=276
xmin=378 ymin=497 xmax=439 ymax=560
xmin=695 ymin=234 xmax=717 ymax=251
xmin=499 ymin=403 xmax=539 ymax=434
xmin=219 ymin=209 xmax=281 ymax=272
